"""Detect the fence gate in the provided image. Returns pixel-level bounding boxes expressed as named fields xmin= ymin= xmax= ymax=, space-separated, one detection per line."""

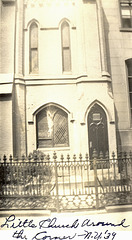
xmin=0 ymin=151 xmax=132 ymax=211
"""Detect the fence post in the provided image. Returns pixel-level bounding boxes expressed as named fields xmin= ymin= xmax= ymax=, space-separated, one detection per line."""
xmin=3 ymin=155 xmax=7 ymax=195
xmin=92 ymin=149 xmax=99 ymax=209
xmin=129 ymin=152 xmax=132 ymax=198
xmin=53 ymin=152 xmax=60 ymax=212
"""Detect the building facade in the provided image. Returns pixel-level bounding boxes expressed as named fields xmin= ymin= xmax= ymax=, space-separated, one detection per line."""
xmin=0 ymin=0 xmax=132 ymax=158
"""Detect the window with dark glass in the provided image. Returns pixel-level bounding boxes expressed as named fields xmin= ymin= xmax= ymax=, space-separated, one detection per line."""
xmin=120 ymin=0 xmax=132 ymax=28
xmin=29 ymin=22 xmax=38 ymax=73
xmin=126 ymin=59 xmax=132 ymax=120
xmin=61 ymin=21 xmax=71 ymax=72
xmin=36 ymin=106 xmax=69 ymax=148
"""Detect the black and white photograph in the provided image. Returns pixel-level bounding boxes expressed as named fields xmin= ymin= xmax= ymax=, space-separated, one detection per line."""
xmin=0 ymin=0 xmax=132 ymax=239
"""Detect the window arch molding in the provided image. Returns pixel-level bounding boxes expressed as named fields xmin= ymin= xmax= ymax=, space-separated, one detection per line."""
xmin=26 ymin=18 xmax=40 ymax=30
xmin=59 ymin=18 xmax=71 ymax=28
xmin=33 ymin=102 xmax=70 ymax=116
xmin=83 ymin=100 xmax=112 ymax=125
xmin=35 ymin=103 xmax=70 ymax=149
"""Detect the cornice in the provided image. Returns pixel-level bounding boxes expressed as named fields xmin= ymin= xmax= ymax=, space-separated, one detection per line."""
xmin=14 ymin=74 xmax=112 ymax=86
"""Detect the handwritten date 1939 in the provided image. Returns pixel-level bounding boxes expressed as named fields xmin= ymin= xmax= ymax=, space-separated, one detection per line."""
xmin=78 ymin=230 xmax=116 ymax=240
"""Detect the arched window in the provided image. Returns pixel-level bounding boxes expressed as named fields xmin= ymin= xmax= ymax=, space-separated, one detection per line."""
xmin=36 ymin=105 xmax=69 ymax=148
xmin=29 ymin=22 xmax=38 ymax=73
xmin=126 ymin=58 xmax=132 ymax=120
xmin=61 ymin=21 xmax=71 ymax=72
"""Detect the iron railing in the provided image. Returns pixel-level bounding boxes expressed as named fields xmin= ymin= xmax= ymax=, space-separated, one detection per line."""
xmin=0 ymin=151 xmax=132 ymax=211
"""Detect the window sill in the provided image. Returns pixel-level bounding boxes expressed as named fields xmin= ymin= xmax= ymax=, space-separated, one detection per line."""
xmin=29 ymin=73 xmax=39 ymax=76
xmin=37 ymin=147 xmax=70 ymax=152
xmin=120 ymin=28 xmax=132 ymax=32
xmin=62 ymin=71 xmax=72 ymax=75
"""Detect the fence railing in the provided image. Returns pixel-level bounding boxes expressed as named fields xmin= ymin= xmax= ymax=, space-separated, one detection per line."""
xmin=0 ymin=150 xmax=132 ymax=211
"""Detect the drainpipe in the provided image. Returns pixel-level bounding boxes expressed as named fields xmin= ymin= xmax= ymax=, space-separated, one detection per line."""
xmin=23 ymin=1 xmax=28 ymax=157
xmin=96 ymin=0 xmax=110 ymax=78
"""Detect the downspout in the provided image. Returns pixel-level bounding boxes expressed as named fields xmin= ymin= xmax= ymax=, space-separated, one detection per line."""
xmin=23 ymin=1 xmax=28 ymax=156
xmin=96 ymin=0 xmax=110 ymax=78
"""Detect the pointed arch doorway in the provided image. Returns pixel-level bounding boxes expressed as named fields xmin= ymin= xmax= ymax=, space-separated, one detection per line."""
xmin=88 ymin=104 xmax=109 ymax=159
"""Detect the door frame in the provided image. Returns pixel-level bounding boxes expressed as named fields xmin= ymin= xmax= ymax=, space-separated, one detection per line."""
xmin=87 ymin=102 xmax=110 ymax=159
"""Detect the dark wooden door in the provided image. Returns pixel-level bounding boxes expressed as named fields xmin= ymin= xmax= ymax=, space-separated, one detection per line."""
xmin=88 ymin=104 xmax=109 ymax=159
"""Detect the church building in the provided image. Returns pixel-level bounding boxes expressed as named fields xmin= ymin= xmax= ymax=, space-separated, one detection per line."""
xmin=0 ymin=0 xmax=132 ymax=159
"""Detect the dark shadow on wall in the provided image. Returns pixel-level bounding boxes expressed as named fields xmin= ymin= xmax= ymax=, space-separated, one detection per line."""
xmin=12 ymin=84 xmax=27 ymax=158
xmin=83 ymin=0 xmax=95 ymax=4
xmin=102 ymin=9 xmax=112 ymax=77
xmin=102 ymin=10 xmax=122 ymax=153
xmin=114 ymin=105 xmax=122 ymax=153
